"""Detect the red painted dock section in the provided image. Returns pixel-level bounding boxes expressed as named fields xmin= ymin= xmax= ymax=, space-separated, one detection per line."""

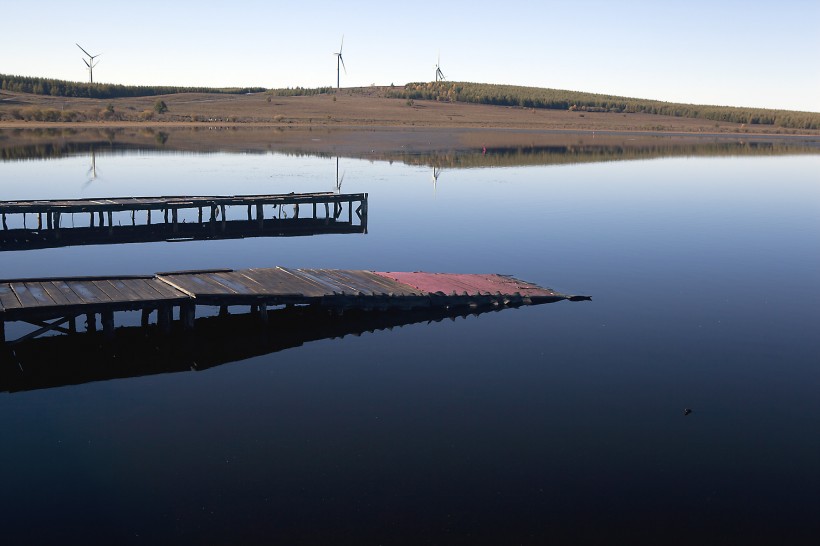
xmin=375 ymin=272 xmax=560 ymax=299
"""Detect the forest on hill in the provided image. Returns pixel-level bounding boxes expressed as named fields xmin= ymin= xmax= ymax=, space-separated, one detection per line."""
xmin=387 ymin=82 xmax=820 ymax=130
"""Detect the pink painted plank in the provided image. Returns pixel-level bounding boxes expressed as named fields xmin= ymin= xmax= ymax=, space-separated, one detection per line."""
xmin=373 ymin=272 xmax=559 ymax=297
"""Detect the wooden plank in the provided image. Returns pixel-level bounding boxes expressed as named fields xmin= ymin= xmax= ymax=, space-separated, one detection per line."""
xmin=39 ymin=281 xmax=75 ymax=306
xmin=211 ymin=271 xmax=269 ymax=295
xmin=307 ymin=269 xmax=375 ymax=295
xmin=142 ymin=278 xmax=189 ymax=299
xmin=0 ymin=283 xmax=22 ymax=310
xmin=205 ymin=272 xmax=257 ymax=295
xmin=278 ymin=267 xmax=343 ymax=294
xmin=49 ymin=280 xmax=86 ymax=305
xmin=122 ymin=278 xmax=168 ymax=300
xmin=65 ymin=280 xmax=112 ymax=304
xmin=10 ymin=283 xmax=45 ymax=307
xmin=23 ymin=283 xmax=57 ymax=305
xmin=155 ymin=275 xmax=210 ymax=297
xmin=170 ymin=273 xmax=238 ymax=296
xmin=236 ymin=268 xmax=312 ymax=296
xmin=349 ymin=270 xmax=425 ymax=296
xmin=246 ymin=267 xmax=328 ymax=297
xmin=108 ymin=279 xmax=148 ymax=302
xmin=92 ymin=280 xmax=129 ymax=302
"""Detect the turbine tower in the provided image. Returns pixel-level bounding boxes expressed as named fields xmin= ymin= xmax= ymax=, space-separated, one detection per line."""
xmin=76 ymin=43 xmax=101 ymax=83
xmin=435 ymin=53 xmax=445 ymax=82
xmin=333 ymin=36 xmax=346 ymax=90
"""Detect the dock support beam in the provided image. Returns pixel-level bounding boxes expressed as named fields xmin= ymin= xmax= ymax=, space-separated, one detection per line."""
xmin=157 ymin=305 xmax=172 ymax=334
xmin=102 ymin=310 xmax=114 ymax=340
xmin=180 ymin=302 xmax=196 ymax=331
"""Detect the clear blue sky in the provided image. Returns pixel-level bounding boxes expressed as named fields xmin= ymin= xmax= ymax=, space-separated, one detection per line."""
xmin=2 ymin=0 xmax=818 ymax=112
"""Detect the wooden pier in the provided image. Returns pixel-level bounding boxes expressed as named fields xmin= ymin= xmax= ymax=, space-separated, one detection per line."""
xmin=0 ymin=266 xmax=588 ymax=345
xmin=0 ymin=192 xmax=367 ymax=250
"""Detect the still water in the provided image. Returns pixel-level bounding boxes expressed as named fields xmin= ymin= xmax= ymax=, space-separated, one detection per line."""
xmin=1 ymin=141 xmax=819 ymax=544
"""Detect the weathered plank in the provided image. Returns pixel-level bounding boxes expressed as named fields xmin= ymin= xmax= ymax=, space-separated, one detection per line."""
xmin=0 ymin=284 xmax=22 ymax=310
xmin=49 ymin=280 xmax=86 ymax=306
xmin=39 ymin=281 xmax=76 ymax=307
xmin=11 ymin=283 xmax=47 ymax=307
xmin=65 ymin=281 xmax=112 ymax=304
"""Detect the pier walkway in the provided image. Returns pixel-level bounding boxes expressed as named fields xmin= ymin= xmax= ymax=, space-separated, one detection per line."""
xmin=0 ymin=192 xmax=367 ymax=250
xmin=1 ymin=266 xmax=586 ymax=344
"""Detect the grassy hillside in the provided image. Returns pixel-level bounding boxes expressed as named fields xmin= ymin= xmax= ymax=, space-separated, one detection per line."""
xmin=2 ymin=73 xmax=819 ymax=132
xmin=387 ymin=82 xmax=820 ymax=130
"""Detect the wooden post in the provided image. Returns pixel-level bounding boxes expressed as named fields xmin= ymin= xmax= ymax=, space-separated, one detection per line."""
xmin=141 ymin=308 xmax=151 ymax=327
xmin=46 ymin=212 xmax=53 ymax=230
xmin=157 ymin=305 xmax=172 ymax=334
xmin=257 ymin=303 xmax=268 ymax=324
xmin=247 ymin=205 xmax=252 ymax=221
xmin=198 ymin=207 xmax=203 ymax=224
xmin=68 ymin=316 xmax=76 ymax=333
xmin=90 ymin=211 xmax=95 ymax=227
xmin=180 ymin=302 xmax=196 ymax=331
xmin=107 ymin=211 xmax=113 ymax=236
xmin=98 ymin=211 xmax=104 ymax=226
xmin=313 ymin=202 xmax=317 ymax=219
xmin=38 ymin=213 xmax=42 ymax=229
xmin=85 ymin=313 xmax=96 ymax=332
xmin=1 ymin=319 xmax=5 ymax=344
xmin=219 ymin=305 xmax=229 ymax=317
xmin=2 ymin=213 xmax=6 ymax=230
xmin=172 ymin=208 xmax=178 ymax=233
xmin=220 ymin=204 xmax=226 ymax=232
xmin=256 ymin=203 xmax=264 ymax=229
xmin=147 ymin=209 xmax=152 ymax=224
xmin=102 ymin=309 xmax=115 ymax=340
xmin=164 ymin=208 xmax=169 ymax=223
xmin=131 ymin=210 xmax=136 ymax=225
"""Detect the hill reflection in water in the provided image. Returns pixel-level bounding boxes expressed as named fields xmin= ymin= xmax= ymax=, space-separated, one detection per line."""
xmin=2 ymin=126 xmax=818 ymax=166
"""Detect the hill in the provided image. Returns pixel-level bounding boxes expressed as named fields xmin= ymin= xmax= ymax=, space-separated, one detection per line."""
xmin=1 ymin=81 xmax=818 ymax=136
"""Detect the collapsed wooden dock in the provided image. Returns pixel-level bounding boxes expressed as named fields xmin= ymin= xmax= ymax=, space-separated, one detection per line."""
xmin=0 ymin=192 xmax=367 ymax=250
xmin=0 ymin=266 xmax=588 ymax=344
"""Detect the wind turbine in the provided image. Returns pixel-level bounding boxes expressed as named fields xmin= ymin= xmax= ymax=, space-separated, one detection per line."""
xmin=76 ymin=43 xmax=101 ymax=83
xmin=435 ymin=53 xmax=445 ymax=82
xmin=333 ymin=36 xmax=346 ymax=90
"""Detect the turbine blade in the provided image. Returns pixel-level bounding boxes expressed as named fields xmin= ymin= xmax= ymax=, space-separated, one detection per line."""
xmin=83 ymin=59 xmax=90 ymax=67
xmin=340 ymin=55 xmax=346 ymax=74
xmin=76 ymin=43 xmax=92 ymax=57
xmin=340 ymin=35 xmax=344 ymax=53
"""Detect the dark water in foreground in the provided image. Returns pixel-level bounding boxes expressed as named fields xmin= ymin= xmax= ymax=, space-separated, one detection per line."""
xmin=1 ymin=143 xmax=819 ymax=544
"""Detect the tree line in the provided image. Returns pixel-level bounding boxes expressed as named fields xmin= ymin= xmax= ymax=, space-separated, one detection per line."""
xmin=0 ymin=74 xmax=265 ymax=99
xmin=387 ymin=82 xmax=820 ymax=130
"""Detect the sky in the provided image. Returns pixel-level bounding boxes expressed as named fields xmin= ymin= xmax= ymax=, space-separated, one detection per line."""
xmin=2 ymin=0 xmax=818 ymax=112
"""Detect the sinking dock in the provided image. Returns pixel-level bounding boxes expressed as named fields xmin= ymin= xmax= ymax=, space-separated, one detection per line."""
xmin=0 ymin=266 xmax=587 ymax=345
xmin=0 ymin=192 xmax=367 ymax=250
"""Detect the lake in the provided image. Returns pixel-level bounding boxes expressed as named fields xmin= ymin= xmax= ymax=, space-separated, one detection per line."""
xmin=1 ymin=130 xmax=819 ymax=544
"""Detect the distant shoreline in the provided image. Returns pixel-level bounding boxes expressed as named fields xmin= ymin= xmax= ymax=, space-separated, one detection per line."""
xmin=2 ymin=88 xmax=819 ymax=156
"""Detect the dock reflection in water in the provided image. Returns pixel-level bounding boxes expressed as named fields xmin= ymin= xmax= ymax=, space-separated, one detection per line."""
xmin=1 ymin=300 xmax=563 ymax=393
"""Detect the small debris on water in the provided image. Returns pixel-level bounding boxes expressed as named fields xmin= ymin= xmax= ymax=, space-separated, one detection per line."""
xmin=684 ymin=408 xmax=693 ymax=416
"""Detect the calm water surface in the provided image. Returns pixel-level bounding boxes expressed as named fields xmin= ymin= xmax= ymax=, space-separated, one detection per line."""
xmin=1 ymin=147 xmax=819 ymax=544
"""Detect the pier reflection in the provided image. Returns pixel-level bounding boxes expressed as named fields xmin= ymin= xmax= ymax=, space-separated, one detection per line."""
xmin=1 ymin=301 xmax=551 ymax=393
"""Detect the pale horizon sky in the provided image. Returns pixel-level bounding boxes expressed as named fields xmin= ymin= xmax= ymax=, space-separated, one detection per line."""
xmin=2 ymin=0 xmax=819 ymax=112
